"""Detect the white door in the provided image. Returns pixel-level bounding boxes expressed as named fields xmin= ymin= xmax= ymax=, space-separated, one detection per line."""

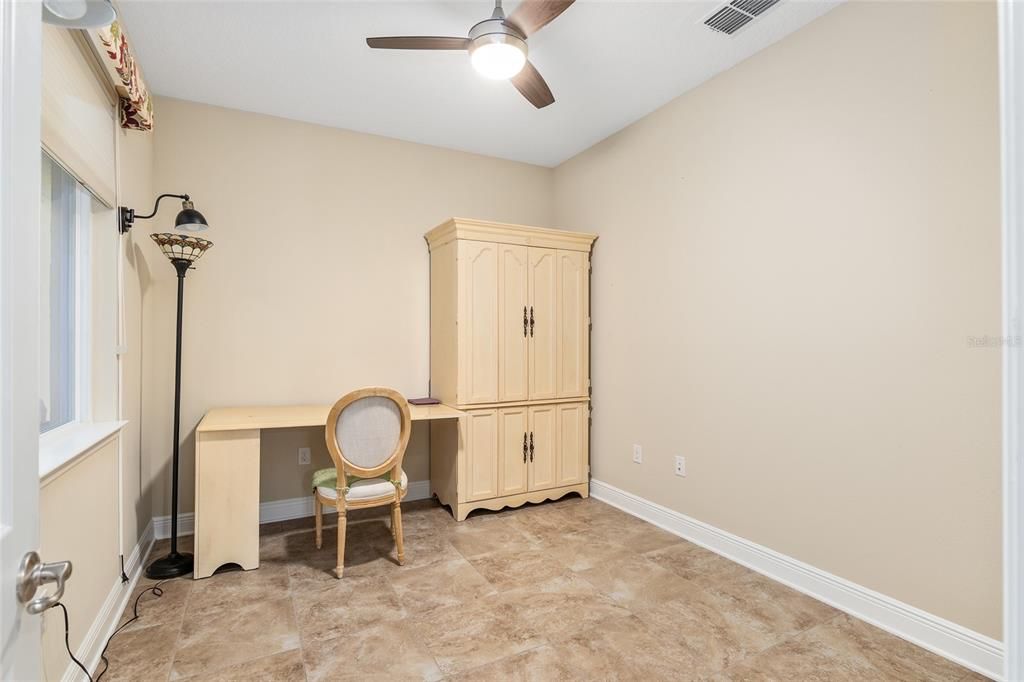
xmin=0 ymin=1 xmax=43 ymax=678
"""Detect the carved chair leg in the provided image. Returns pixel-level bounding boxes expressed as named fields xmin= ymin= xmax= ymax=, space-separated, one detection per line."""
xmin=393 ymin=499 xmax=405 ymax=566
xmin=390 ymin=503 xmax=397 ymax=540
xmin=314 ymin=495 xmax=323 ymax=549
xmin=334 ymin=503 xmax=347 ymax=578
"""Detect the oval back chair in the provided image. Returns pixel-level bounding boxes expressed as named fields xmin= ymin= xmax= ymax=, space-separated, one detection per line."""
xmin=312 ymin=387 xmax=412 ymax=578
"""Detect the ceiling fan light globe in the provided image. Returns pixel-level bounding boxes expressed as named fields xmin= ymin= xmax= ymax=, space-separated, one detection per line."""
xmin=43 ymin=0 xmax=87 ymax=20
xmin=42 ymin=0 xmax=115 ymax=27
xmin=470 ymin=35 xmax=527 ymax=80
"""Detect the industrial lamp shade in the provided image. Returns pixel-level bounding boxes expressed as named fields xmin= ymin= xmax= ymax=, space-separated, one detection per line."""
xmin=174 ymin=202 xmax=209 ymax=232
xmin=119 ymin=194 xmax=210 ymax=235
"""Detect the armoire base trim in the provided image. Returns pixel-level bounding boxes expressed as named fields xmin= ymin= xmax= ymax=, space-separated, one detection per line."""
xmin=445 ymin=483 xmax=589 ymax=521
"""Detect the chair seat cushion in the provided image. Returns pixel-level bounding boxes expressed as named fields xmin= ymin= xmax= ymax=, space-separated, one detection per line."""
xmin=315 ymin=469 xmax=408 ymax=501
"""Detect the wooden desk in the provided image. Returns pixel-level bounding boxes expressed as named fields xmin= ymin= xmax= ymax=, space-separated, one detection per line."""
xmin=193 ymin=401 xmax=464 ymax=579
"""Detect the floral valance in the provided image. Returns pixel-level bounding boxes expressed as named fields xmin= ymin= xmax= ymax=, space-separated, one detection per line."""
xmin=87 ymin=21 xmax=154 ymax=131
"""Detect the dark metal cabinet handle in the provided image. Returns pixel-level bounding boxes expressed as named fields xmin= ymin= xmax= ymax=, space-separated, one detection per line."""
xmin=523 ymin=432 xmax=528 ymax=463
xmin=529 ymin=432 xmax=534 ymax=462
xmin=529 ymin=306 xmax=535 ymax=337
xmin=523 ymin=306 xmax=528 ymax=338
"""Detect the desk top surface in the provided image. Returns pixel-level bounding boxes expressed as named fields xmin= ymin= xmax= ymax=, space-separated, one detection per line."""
xmin=197 ymin=402 xmax=464 ymax=433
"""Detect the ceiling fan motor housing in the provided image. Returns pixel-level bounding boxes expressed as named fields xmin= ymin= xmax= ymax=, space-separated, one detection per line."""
xmin=468 ymin=17 xmax=528 ymax=58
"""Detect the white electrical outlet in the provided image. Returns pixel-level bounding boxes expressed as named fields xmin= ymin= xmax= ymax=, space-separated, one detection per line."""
xmin=675 ymin=455 xmax=686 ymax=477
xmin=632 ymin=444 xmax=643 ymax=464
xmin=298 ymin=447 xmax=311 ymax=466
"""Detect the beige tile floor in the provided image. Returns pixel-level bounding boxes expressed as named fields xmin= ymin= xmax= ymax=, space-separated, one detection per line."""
xmin=103 ymin=496 xmax=988 ymax=681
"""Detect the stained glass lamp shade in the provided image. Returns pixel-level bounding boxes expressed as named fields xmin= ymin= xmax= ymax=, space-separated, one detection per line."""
xmin=150 ymin=233 xmax=214 ymax=264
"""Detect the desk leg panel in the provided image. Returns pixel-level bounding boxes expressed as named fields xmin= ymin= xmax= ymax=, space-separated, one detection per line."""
xmin=194 ymin=429 xmax=261 ymax=579
xmin=429 ymin=417 xmax=463 ymax=511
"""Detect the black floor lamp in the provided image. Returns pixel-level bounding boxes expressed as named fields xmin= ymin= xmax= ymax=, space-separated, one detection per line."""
xmin=119 ymin=194 xmax=213 ymax=579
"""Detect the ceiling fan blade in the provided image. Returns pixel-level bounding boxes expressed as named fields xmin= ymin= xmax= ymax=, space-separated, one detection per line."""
xmin=511 ymin=61 xmax=554 ymax=109
xmin=504 ymin=0 xmax=575 ymax=37
xmin=366 ymin=36 xmax=470 ymax=50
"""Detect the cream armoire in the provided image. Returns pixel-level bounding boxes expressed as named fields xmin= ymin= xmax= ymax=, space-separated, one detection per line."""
xmin=426 ymin=218 xmax=597 ymax=520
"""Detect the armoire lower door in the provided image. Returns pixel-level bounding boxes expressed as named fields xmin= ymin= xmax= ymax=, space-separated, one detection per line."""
xmin=465 ymin=409 xmax=499 ymax=501
xmin=498 ymin=406 xmax=528 ymax=496
xmin=528 ymin=404 xmax=557 ymax=491
xmin=556 ymin=402 xmax=588 ymax=486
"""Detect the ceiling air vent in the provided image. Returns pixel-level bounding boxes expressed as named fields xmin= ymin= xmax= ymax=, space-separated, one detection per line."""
xmin=704 ymin=0 xmax=781 ymax=35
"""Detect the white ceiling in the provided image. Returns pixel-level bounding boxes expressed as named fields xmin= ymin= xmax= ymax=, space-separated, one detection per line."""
xmin=118 ymin=0 xmax=840 ymax=167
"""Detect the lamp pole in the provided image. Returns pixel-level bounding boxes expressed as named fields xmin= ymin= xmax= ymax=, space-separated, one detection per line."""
xmin=169 ymin=258 xmax=189 ymax=561
xmin=146 ymin=257 xmax=195 ymax=578
xmin=145 ymin=233 xmax=213 ymax=579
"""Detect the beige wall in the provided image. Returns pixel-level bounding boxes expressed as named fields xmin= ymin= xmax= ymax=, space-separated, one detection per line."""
xmin=143 ymin=97 xmax=554 ymax=515
xmin=553 ymin=1 xmax=1001 ymax=638
xmin=38 ymin=131 xmax=154 ymax=682
xmin=40 ymin=439 xmax=119 ymax=681
xmin=37 ymin=39 xmax=156 ymax=680
xmin=119 ymin=126 xmax=157 ymax=553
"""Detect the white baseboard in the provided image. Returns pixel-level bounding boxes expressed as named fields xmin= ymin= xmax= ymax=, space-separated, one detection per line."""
xmin=153 ymin=479 xmax=432 ymax=540
xmin=590 ymin=479 xmax=1004 ymax=681
xmin=62 ymin=519 xmax=155 ymax=682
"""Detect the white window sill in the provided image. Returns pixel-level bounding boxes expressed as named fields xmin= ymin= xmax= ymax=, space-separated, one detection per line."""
xmin=39 ymin=420 xmax=127 ymax=483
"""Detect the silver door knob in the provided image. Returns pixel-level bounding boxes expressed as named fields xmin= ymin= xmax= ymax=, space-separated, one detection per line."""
xmin=16 ymin=551 xmax=72 ymax=615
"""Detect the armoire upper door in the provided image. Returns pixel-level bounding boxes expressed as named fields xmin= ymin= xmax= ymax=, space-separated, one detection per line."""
xmin=498 ymin=244 xmax=529 ymax=402
xmin=528 ymin=248 xmax=557 ymax=400
xmin=557 ymin=250 xmax=589 ymax=398
xmin=458 ymin=240 xmax=499 ymax=404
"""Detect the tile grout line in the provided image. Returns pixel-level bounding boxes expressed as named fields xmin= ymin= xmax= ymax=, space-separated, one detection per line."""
xmin=162 ymin=576 xmax=191 ymax=682
xmin=713 ymin=611 xmax=892 ymax=680
xmin=445 ymin=639 xmax=553 ymax=680
xmin=418 ymin=524 xmax=498 ymax=677
xmin=621 ymin=517 xmax=854 ymax=677
xmin=531 ymin=508 xmax=845 ymax=679
xmin=285 ymin=563 xmax=313 ymax=682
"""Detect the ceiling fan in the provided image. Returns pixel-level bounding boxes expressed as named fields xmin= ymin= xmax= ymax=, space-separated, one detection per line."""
xmin=366 ymin=0 xmax=575 ymax=109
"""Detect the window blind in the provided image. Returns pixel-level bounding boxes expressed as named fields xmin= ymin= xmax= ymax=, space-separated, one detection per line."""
xmin=41 ymin=25 xmax=116 ymax=207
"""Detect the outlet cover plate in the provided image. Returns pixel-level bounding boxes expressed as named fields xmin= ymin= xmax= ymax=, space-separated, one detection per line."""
xmin=633 ymin=444 xmax=643 ymax=464
xmin=298 ymin=447 xmax=311 ymax=466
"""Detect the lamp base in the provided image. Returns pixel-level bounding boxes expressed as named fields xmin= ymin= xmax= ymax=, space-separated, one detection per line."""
xmin=145 ymin=551 xmax=194 ymax=580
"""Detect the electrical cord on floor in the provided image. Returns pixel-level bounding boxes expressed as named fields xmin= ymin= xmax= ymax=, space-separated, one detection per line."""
xmin=56 ymin=579 xmax=169 ymax=682
xmin=55 ymin=603 xmax=91 ymax=681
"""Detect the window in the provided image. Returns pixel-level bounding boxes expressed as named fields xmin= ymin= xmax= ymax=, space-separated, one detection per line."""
xmin=39 ymin=153 xmax=91 ymax=434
